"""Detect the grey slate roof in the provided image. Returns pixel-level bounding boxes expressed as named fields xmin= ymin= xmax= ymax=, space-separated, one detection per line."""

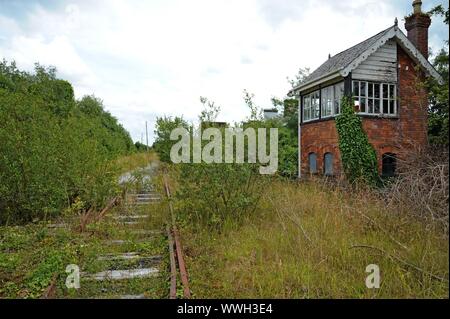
xmin=299 ymin=26 xmax=394 ymax=88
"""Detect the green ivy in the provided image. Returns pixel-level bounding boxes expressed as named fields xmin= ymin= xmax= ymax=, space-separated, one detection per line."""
xmin=335 ymin=96 xmax=380 ymax=186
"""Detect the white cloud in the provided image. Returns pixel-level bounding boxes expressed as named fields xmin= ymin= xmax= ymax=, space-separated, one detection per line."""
xmin=0 ymin=0 xmax=447 ymax=143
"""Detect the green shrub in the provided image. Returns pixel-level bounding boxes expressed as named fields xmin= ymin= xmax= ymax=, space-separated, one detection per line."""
xmin=176 ymin=161 xmax=267 ymax=230
xmin=0 ymin=61 xmax=134 ymax=224
xmin=153 ymin=116 xmax=189 ymax=163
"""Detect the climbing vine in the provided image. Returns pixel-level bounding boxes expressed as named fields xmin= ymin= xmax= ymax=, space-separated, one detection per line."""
xmin=335 ymin=96 xmax=380 ymax=186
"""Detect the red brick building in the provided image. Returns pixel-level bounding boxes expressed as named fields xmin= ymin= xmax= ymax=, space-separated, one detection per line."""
xmin=288 ymin=0 xmax=443 ymax=178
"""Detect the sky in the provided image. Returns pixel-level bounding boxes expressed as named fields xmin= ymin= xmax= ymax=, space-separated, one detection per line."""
xmin=0 ymin=0 xmax=448 ymax=144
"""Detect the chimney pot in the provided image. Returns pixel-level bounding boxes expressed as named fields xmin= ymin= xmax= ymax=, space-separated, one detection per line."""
xmin=413 ymin=0 xmax=422 ymax=14
xmin=405 ymin=0 xmax=431 ymax=59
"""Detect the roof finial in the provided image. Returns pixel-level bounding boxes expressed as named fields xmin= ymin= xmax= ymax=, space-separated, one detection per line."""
xmin=328 ymin=53 xmax=331 ymax=59
xmin=394 ymin=17 xmax=398 ymax=26
xmin=413 ymin=0 xmax=422 ymax=14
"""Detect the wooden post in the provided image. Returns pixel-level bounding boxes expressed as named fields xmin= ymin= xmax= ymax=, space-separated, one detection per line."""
xmin=145 ymin=121 xmax=149 ymax=152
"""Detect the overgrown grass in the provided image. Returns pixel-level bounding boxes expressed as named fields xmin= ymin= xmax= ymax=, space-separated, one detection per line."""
xmin=178 ymin=177 xmax=449 ymax=298
xmin=0 ymin=194 xmax=169 ymax=299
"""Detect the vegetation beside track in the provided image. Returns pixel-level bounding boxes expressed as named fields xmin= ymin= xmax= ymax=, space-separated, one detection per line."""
xmin=165 ymin=168 xmax=449 ymax=299
xmin=0 ymin=61 xmax=137 ymax=225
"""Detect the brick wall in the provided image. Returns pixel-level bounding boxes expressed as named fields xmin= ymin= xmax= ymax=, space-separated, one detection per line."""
xmin=300 ymin=119 xmax=341 ymax=175
xmin=300 ymin=45 xmax=428 ymax=176
xmin=405 ymin=13 xmax=431 ymax=59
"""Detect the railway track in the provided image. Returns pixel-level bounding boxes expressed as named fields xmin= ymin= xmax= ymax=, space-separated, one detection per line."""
xmin=78 ymin=178 xmax=165 ymax=299
xmin=41 ymin=162 xmax=191 ymax=299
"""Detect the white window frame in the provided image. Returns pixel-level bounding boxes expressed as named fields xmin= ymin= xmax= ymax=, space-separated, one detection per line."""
xmin=302 ymin=90 xmax=320 ymax=122
xmin=333 ymin=82 xmax=344 ymax=116
xmin=320 ymin=83 xmax=344 ymax=119
xmin=321 ymin=86 xmax=334 ymax=118
xmin=353 ymin=80 xmax=397 ymax=116
xmin=302 ymin=82 xmax=344 ymax=123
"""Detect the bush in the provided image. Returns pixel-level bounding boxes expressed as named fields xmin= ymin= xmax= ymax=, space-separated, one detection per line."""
xmin=176 ymin=162 xmax=268 ymax=230
xmin=161 ymin=96 xmax=292 ymax=230
xmin=153 ymin=116 xmax=189 ymax=163
xmin=0 ymin=61 xmax=134 ymax=224
xmin=383 ymin=146 xmax=449 ymax=232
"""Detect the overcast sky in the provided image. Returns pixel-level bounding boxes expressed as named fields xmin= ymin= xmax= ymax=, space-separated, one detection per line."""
xmin=1 ymin=0 xmax=448 ymax=143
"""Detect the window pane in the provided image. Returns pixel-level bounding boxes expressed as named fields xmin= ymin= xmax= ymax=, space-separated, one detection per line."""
xmin=360 ymin=98 xmax=366 ymax=113
xmin=368 ymin=99 xmax=373 ymax=113
xmin=389 ymin=85 xmax=395 ymax=98
xmin=368 ymin=83 xmax=374 ymax=98
xmin=383 ymin=84 xmax=389 ymax=99
xmin=330 ymin=86 xmax=334 ymax=115
xmin=338 ymin=82 xmax=344 ymax=95
xmin=314 ymin=91 xmax=320 ymax=119
xmin=374 ymin=84 xmax=380 ymax=99
xmin=360 ymin=82 xmax=366 ymax=97
xmin=389 ymin=100 xmax=395 ymax=114
xmin=304 ymin=96 xmax=309 ymax=108
xmin=321 ymin=88 xmax=327 ymax=116
xmin=383 ymin=99 xmax=389 ymax=114
xmin=334 ymin=82 xmax=344 ymax=115
xmin=374 ymin=99 xmax=380 ymax=113
xmin=303 ymin=96 xmax=309 ymax=121
xmin=353 ymin=81 xmax=360 ymax=96
xmin=321 ymin=87 xmax=333 ymax=117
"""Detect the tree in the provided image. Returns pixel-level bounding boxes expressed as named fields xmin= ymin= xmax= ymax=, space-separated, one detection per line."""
xmin=427 ymin=4 xmax=449 ymax=146
xmin=287 ymin=67 xmax=310 ymax=88
xmin=199 ymin=96 xmax=221 ymax=123
xmin=153 ymin=116 xmax=189 ymax=163
xmin=243 ymin=89 xmax=263 ymax=121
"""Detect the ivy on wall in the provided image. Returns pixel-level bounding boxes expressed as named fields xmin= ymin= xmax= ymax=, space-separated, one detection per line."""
xmin=335 ymin=96 xmax=380 ymax=186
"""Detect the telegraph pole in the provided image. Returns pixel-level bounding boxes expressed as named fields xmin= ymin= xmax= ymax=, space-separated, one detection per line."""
xmin=145 ymin=121 xmax=149 ymax=152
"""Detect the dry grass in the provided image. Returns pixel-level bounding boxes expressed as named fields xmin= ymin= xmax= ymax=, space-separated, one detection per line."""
xmin=383 ymin=147 xmax=449 ymax=232
xmin=180 ymin=178 xmax=449 ymax=299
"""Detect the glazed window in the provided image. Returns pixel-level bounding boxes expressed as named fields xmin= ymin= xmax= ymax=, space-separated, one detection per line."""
xmin=303 ymin=91 xmax=320 ymax=122
xmin=302 ymin=82 xmax=344 ymax=122
xmin=353 ymin=81 xmax=397 ymax=115
xmin=334 ymin=82 xmax=344 ymax=115
xmin=321 ymin=86 xmax=334 ymax=118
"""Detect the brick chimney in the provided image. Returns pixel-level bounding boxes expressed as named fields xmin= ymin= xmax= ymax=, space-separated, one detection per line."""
xmin=405 ymin=0 xmax=432 ymax=59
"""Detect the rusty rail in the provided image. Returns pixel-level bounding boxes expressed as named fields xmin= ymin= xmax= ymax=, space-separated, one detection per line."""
xmin=167 ymin=225 xmax=177 ymax=299
xmin=40 ymin=274 xmax=58 ymax=299
xmin=163 ymin=173 xmax=192 ymax=299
